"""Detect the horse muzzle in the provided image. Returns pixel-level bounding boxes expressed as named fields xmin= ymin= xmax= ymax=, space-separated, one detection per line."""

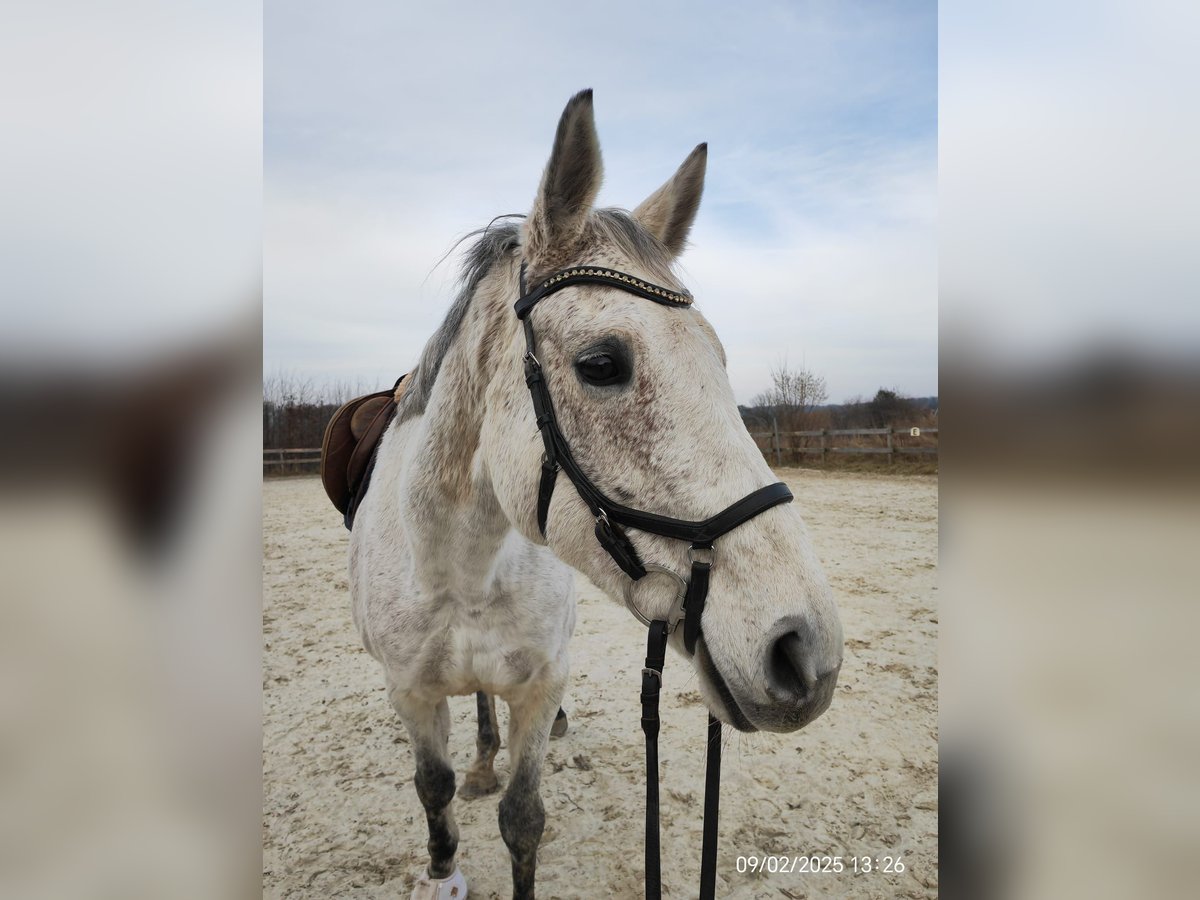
xmin=698 ymin=615 xmax=842 ymax=734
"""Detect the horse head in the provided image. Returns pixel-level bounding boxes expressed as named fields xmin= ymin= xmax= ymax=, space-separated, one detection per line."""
xmin=484 ymin=91 xmax=843 ymax=734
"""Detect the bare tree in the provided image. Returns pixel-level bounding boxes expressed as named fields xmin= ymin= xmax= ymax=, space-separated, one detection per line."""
xmin=262 ymin=372 xmax=386 ymax=458
xmin=751 ymin=360 xmax=828 ymax=429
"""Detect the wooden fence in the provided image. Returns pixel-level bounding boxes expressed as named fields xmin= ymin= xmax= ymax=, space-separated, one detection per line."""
xmin=263 ymin=448 xmax=322 ymax=475
xmin=746 ymin=426 xmax=938 ymax=466
xmin=264 ymin=426 xmax=936 ymax=474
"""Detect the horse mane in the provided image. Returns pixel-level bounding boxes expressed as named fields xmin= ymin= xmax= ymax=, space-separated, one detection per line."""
xmin=397 ymin=218 xmax=523 ymax=421
xmin=397 ymin=208 xmax=676 ymax=422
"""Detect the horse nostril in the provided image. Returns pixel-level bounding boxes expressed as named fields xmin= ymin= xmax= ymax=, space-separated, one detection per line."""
xmin=766 ymin=631 xmax=815 ymax=702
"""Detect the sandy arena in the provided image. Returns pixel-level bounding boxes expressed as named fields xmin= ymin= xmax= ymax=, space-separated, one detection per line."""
xmin=263 ymin=469 xmax=937 ymax=898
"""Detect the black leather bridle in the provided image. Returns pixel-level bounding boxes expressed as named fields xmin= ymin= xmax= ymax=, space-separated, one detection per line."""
xmin=516 ymin=262 xmax=794 ymax=900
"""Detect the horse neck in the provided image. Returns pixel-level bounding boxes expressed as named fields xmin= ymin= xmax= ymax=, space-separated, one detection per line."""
xmin=399 ymin=259 xmax=523 ymax=568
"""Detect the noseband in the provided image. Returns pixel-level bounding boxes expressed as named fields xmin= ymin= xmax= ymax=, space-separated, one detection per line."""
xmin=516 ymin=262 xmax=793 ymax=900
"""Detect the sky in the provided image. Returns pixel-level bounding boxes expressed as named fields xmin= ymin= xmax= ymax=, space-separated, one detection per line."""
xmin=265 ymin=0 xmax=937 ymax=405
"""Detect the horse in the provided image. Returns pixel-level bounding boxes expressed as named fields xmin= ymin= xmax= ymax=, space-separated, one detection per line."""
xmin=347 ymin=89 xmax=843 ymax=899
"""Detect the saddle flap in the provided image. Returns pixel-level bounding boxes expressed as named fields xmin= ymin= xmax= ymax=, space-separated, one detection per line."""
xmin=320 ymin=384 xmax=402 ymax=518
xmin=350 ymin=396 xmax=393 ymax=440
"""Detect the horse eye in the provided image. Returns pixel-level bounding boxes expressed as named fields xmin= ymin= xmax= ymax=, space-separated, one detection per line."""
xmin=575 ymin=352 xmax=626 ymax=386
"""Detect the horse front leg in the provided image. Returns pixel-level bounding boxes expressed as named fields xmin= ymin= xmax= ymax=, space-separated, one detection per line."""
xmin=498 ymin=673 xmax=566 ymax=900
xmin=389 ymin=689 xmax=466 ymax=897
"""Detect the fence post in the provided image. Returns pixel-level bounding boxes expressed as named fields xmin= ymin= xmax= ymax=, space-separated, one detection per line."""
xmin=821 ymin=429 xmax=828 ymax=465
xmin=771 ymin=414 xmax=782 ymax=467
xmin=887 ymin=427 xmax=894 ymax=462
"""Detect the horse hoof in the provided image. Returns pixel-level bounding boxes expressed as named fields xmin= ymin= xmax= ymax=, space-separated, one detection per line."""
xmin=551 ymin=708 xmax=568 ymax=738
xmin=411 ymin=865 xmax=467 ymax=899
xmin=460 ymin=770 xmax=500 ymax=799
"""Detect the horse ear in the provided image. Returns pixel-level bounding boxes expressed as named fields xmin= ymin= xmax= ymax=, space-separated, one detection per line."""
xmin=632 ymin=143 xmax=707 ymax=258
xmin=525 ymin=89 xmax=604 ymax=268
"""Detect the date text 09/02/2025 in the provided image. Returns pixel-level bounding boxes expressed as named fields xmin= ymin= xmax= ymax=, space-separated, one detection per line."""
xmin=736 ymin=856 xmax=906 ymax=875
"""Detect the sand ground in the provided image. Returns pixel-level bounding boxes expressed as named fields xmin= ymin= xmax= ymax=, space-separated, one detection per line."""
xmin=263 ymin=470 xmax=937 ymax=898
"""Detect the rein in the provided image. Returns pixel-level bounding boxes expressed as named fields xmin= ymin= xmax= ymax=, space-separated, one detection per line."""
xmin=515 ymin=262 xmax=793 ymax=899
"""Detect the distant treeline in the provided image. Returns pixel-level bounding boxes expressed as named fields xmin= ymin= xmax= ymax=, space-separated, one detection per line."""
xmin=740 ymin=389 xmax=939 ymax=431
xmin=263 ymin=374 xmax=937 ymax=458
xmin=263 ymin=375 xmax=384 ymax=451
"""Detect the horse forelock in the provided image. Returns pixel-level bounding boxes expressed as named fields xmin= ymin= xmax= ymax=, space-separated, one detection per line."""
xmin=586 ymin=208 xmax=679 ymax=287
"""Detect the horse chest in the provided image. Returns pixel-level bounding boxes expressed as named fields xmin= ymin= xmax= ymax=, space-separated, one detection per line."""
xmin=441 ymin=604 xmax=551 ymax=694
xmin=361 ymin=582 xmax=569 ymax=699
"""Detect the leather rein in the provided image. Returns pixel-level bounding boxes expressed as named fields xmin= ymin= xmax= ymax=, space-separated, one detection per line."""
xmin=515 ymin=262 xmax=793 ymax=899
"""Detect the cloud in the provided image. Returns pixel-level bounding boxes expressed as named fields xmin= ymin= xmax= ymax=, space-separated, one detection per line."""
xmin=265 ymin=0 xmax=937 ymax=402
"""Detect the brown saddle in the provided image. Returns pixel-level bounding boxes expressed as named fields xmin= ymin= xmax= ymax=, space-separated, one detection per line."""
xmin=320 ymin=375 xmax=408 ymax=529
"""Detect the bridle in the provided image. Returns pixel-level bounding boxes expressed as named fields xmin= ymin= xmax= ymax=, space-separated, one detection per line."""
xmin=515 ymin=262 xmax=794 ymax=899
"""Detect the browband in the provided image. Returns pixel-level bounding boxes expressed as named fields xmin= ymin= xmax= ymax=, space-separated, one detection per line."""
xmin=515 ymin=264 xmax=693 ymax=319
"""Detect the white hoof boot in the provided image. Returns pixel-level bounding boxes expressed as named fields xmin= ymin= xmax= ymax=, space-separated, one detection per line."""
xmin=411 ymin=866 xmax=467 ymax=900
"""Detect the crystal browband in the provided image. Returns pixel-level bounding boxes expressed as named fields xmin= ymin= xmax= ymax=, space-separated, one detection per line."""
xmin=515 ymin=265 xmax=693 ymax=318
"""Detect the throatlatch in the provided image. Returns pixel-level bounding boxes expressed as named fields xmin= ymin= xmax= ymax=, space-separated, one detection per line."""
xmin=515 ymin=262 xmax=793 ymax=899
